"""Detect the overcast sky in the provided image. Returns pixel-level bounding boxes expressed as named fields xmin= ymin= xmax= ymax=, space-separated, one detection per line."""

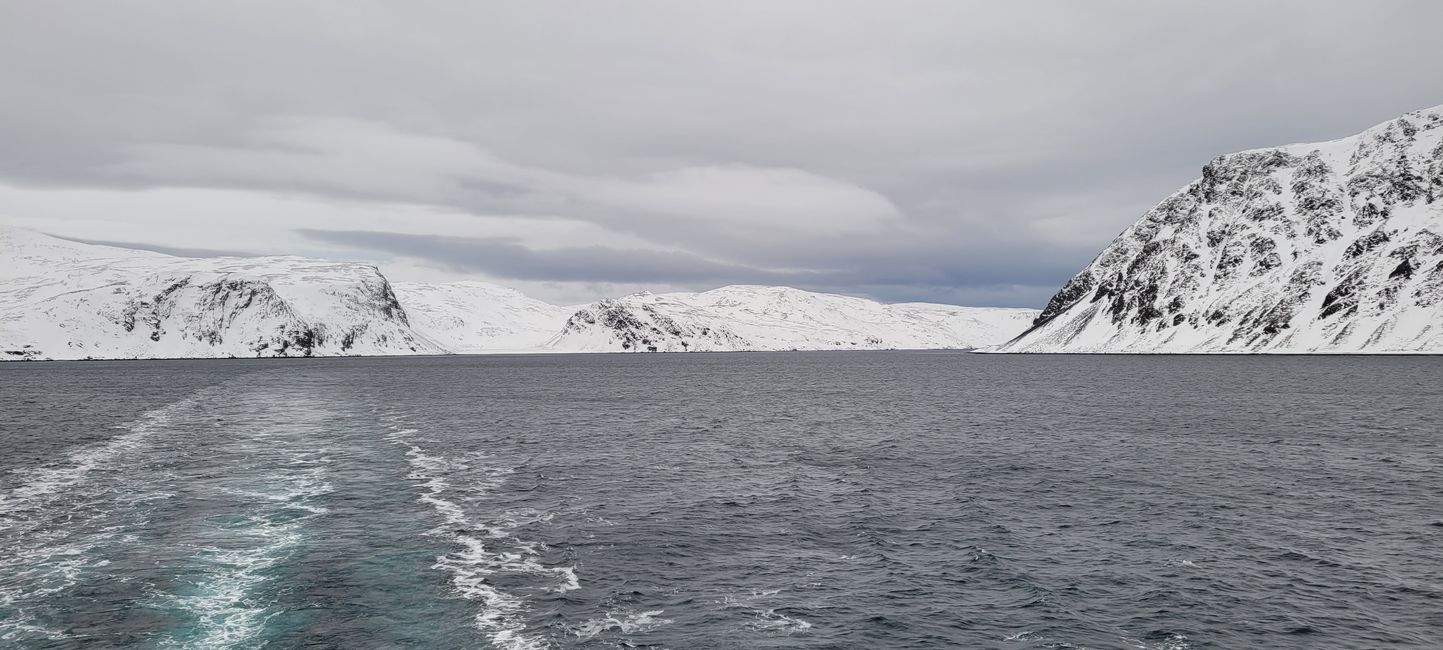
xmin=2 ymin=1 xmax=1441 ymax=306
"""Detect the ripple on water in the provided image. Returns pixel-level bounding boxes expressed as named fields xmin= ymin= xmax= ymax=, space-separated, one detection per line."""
xmin=717 ymin=589 xmax=814 ymax=637
xmin=5 ymin=353 xmax=1443 ymax=648
xmin=386 ymin=419 xmax=577 ymax=650
xmin=149 ymin=467 xmax=332 ymax=649
xmin=0 ymin=400 xmax=194 ymax=642
xmin=570 ymin=607 xmax=673 ymax=640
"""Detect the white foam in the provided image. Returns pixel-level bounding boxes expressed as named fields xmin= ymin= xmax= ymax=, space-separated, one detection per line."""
xmin=553 ymin=566 xmax=580 ymax=593
xmin=1156 ymin=633 xmax=1192 ymax=650
xmin=151 ymin=465 xmax=333 ymax=649
xmin=0 ymin=620 xmax=70 ymax=643
xmin=435 ymin=535 xmax=546 ymax=650
xmin=0 ymin=539 xmax=112 ymax=615
xmin=747 ymin=609 xmax=813 ymax=634
xmin=0 ymin=403 xmax=183 ymax=532
xmin=153 ymin=531 xmax=300 ymax=648
xmin=718 ymin=588 xmax=813 ymax=635
xmin=142 ymin=390 xmax=335 ymax=648
xmin=0 ymin=398 xmax=197 ymax=641
xmin=571 ymin=608 xmax=672 ymax=639
xmin=388 ymin=422 xmax=577 ymax=650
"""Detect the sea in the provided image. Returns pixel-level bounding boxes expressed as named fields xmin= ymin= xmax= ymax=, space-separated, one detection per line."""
xmin=0 ymin=352 xmax=1439 ymax=648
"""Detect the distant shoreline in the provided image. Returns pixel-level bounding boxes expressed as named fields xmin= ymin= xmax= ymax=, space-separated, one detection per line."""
xmin=6 ymin=348 xmax=1440 ymax=363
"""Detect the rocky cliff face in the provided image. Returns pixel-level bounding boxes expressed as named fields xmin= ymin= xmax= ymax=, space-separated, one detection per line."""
xmin=998 ymin=105 xmax=1443 ymax=353
xmin=547 ymin=285 xmax=1038 ymax=352
xmin=0 ymin=228 xmax=441 ymax=360
xmin=550 ymin=296 xmax=751 ymax=352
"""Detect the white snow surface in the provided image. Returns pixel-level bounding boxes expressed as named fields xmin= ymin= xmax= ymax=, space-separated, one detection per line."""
xmin=0 ymin=227 xmax=441 ymax=360
xmin=391 ymin=281 xmax=572 ymax=353
xmin=0 ymin=228 xmax=1036 ymax=360
xmin=547 ymin=285 xmax=1038 ymax=352
xmin=996 ymin=104 xmax=1443 ymax=353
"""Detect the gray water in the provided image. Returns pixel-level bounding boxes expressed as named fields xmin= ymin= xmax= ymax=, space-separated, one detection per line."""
xmin=0 ymin=352 xmax=1440 ymax=649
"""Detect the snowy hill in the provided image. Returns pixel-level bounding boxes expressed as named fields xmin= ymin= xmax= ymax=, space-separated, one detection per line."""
xmin=0 ymin=228 xmax=1037 ymax=359
xmin=0 ymin=227 xmax=442 ymax=360
xmin=997 ymin=105 xmax=1443 ymax=353
xmin=392 ymin=281 xmax=572 ymax=353
xmin=547 ymin=285 xmax=1038 ymax=352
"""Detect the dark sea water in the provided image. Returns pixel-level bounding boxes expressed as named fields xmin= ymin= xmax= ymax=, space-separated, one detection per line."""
xmin=1 ymin=352 xmax=1440 ymax=649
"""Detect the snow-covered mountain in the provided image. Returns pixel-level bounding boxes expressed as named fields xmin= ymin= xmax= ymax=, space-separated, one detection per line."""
xmin=0 ymin=227 xmax=442 ymax=360
xmin=392 ymin=281 xmax=572 ymax=353
xmin=547 ymin=285 xmax=1038 ymax=352
xmin=997 ymin=105 xmax=1443 ymax=353
xmin=0 ymin=228 xmax=1036 ymax=359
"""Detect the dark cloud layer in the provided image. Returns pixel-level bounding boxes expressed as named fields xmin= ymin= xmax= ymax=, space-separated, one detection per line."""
xmin=3 ymin=1 xmax=1442 ymax=306
xmin=297 ymin=229 xmax=803 ymax=285
xmin=299 ymin=228 xmax=1112 ymax=306
xmin=52 ymin=236 xmax=259 ymax=259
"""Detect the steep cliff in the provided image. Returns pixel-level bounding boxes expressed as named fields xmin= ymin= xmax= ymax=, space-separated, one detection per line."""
xmin=999 ymin=105 xmax=1443 ymax=353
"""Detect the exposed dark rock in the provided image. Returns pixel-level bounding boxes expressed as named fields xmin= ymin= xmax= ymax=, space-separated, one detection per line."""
xmin=1006 ymin=105 xmax=1443 ymax=352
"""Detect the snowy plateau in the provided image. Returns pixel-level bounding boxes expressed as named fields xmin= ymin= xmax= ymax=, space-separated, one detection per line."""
xmin=996 ymin=105 xmax=1443 ymax=353
xmin=0 ymin=227 xmax=1036 ymax=360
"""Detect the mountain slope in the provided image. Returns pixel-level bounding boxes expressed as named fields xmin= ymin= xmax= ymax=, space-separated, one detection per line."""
xmin=997 ymin=105 xmax=1443 ymax=353
xmin=1 ymin=229 xmax=1038 ymax=359
xmin=547 ymin=285 xmax=1038 ymax=352
xmin=392 ymin=281 xmax=572 ymax=352
xmin=0 ymin=227 xmax=443 ymax=360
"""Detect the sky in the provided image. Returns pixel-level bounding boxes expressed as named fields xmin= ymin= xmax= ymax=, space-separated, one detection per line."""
xmin=2 ymin=1 xmax=1442 ymax=307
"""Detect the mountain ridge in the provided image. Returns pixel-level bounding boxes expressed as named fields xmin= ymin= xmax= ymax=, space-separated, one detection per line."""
xmin=0 ymin=227 xmax=1036 ymax=359
xmin=996 ymin=104 xmax=1443 ymax=354
xmin=547 ymin=285 xmax=1037 ymax=352
xmin=0 ymin=227 xmax=443 ymax=360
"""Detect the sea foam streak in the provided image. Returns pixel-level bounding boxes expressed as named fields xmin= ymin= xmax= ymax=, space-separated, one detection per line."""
xmin=571 ymin=608 xmax=673 ymax=640
xmin=0 ymin=397 xmax=195 ymax=641
xmin=719 ymin=589 xmax=814 ymax=636
xmin=130 ymin=390 xmax=337 ymax=649
xmin=150 ymin=462 xmax=332 ymax=649
xmin=0 ymin=400 xmax=187 ymax=533
xmin=384 ymin=415 xmax=575 ymax=650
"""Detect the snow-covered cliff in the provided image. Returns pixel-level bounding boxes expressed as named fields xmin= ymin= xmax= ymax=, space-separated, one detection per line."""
xmin=998 ymin=105 xmax=1443 ymax=353
xmin=547 ymin=285 xmax=1038 ymax=352
xmin=0 ymin=227 xmax=441 ymax=360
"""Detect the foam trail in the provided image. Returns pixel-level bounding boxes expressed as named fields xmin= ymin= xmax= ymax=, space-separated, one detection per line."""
xmin=0 ymin=398 xmax=193 ymax=641
xmin=131 ymin=391 xmax=338 ymax=649
xmin=386 ymin=419 xmax=573 ymax=650
xmin=572 ymin=609 xmax=673 ymax=640
xmin=0 ymin=401 xmax=186 ymax=533
xmin=150 ymin=464 xmax=332 ymax=649
xmin=719 ymin=589 xmax=814 ymax=636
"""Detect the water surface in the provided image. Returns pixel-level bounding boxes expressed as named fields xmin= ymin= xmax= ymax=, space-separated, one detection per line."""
xmin=1 ymin=353 xmax=1440 ymax=648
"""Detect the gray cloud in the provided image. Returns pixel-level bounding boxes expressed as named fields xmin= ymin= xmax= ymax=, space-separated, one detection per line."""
xmin=297 ymin=228 xmax=806 ymax=285
xmin=298 ymin=228 xmax=1084 ymax=306
xmin=3 ymin=1 xmax=1442 ymax=307
xmin=49 ymin=235 xmax=259 ymax=259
